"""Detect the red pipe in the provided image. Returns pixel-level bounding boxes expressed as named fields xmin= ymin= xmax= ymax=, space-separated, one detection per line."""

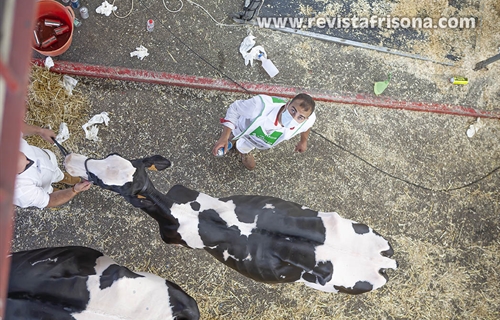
xmin=32 ymin=59 xmax=500 ymax=119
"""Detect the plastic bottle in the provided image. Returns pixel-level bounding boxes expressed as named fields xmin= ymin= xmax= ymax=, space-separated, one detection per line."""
xmin=261 ymin=57 xmax=279 ymax=78
xmin=147 ymin=19 xmax=154 ymax=32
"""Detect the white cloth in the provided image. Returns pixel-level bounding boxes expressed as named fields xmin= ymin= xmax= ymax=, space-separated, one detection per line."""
xmin=55 ymin=122 xmax=70 ymax=144
xmin=44 ymin=57 xmax=54 ymax=69
xmin=239 ymin=33 xmax=267 ymax=66
xmin=96 ymin=1 xmax=117 ymax=16
xmin=14 ymin=139 xmax=64 ymax=209
xmin=62 ymin=75 xmax=78 ymax=95
xmin=82 ymin=112 xmax=110 ymax=142
xmin=466 ymin=118 xmax=485 ymax=138
xmin=221 ymin=95 xmax=316 ymax=153
xmin=130 ymin=45 xmax=149 ymax=60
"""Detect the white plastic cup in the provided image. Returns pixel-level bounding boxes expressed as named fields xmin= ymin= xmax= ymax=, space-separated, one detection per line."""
xmin=261 ymin=58 xmax=279 ymax=78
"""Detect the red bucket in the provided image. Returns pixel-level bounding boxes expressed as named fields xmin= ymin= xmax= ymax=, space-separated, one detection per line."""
xmin=33 ymin=0 xmax=75 ymax=56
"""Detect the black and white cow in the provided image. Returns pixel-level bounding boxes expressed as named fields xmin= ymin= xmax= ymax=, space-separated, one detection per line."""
xmin=6 ymin=246 xmax=199 ymax=320
xmin=65 ymin=153 xmax=397 ymax=294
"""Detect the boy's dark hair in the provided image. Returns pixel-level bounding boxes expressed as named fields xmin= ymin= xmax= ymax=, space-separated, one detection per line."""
xmin=291 ymin=93 xmax=315 ymax=114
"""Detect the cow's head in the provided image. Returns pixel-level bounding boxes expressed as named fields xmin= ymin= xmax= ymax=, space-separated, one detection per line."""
xmin=64 ymin=153 xmax=171 ymax=204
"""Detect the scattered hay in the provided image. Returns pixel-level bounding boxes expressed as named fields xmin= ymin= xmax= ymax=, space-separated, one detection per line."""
xmin=25 ymin=65 xmax=90 ymax=152
xmin=131 ymin=234 xmax=499 ymax=319
xmin=362 ymin=236 xmax=500 ymax=319
xmin=14 ymin=74 xmax=500 ymax=318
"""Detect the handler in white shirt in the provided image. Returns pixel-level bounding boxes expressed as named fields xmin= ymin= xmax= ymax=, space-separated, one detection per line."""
xmin=212 ymin=93 xmax=316 ymax=170
xmin=14 ymin=123 xmax=91 ymax=209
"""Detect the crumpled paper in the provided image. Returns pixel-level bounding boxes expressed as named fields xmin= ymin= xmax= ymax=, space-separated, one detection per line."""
xmin=82 ymin=112 xmax=110 ymax=142
xmin=239 ymin=33 xmax=267 ymax=66
xmin=239 ymin=33 xmax=255 ymax=56
xmin=62 ymin=75 xmax=78 ymax=95
xmin=55 ymin=122 xmax=70 ymax=144
xmin=466 ymin=118 xmax=486 ymax=138
xmin=44 ymin=57 xmax=54 ymax=70
xmin=130 ymin=45 xmax=149 ymax=60
xmin=96 ymin=1 xmax=117 ymax=16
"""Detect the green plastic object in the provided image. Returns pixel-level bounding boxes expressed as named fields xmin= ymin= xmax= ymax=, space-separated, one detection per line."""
xmin=374 ymin=73 xmax=391 ymax=96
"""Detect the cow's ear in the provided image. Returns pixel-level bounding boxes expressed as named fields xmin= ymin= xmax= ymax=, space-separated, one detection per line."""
xmin=142 ymin=155 xmax=172 ymax=171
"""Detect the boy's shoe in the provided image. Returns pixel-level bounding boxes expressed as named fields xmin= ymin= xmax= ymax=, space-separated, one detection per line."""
xmin=59 ymin=172 xmax=82 ymax=186
xmin=241 ymin=153 xmax=256 ymax=170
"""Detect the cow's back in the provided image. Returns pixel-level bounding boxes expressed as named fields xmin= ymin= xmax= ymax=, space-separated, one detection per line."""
xmin=165 ymin=186 xmax=336 ymax=283
xmin=6 ymin=246 xmax=199 ymax=320
xmin=165 ymin=186 xmax=396 ymax=293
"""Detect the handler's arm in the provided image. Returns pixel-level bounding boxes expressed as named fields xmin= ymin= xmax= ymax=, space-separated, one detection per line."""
xmin=212 ymin=126 xmax=233 ymax=156
xmin=22 ymin=123 xmax=56 ymax=143
xmin=212 ymin=96 xmax=263 ymax=155
xmin=223 ymin=96 xmax=263 ymax=129
xmin=295 ymin=129 xmax=311 ymax=153
xmin=46 ymin=181 xmax=92 ymax=208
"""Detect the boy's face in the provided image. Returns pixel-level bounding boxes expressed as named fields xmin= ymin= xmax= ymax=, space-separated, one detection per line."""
xmin=285 ymin=99 xmax=312 ymax=124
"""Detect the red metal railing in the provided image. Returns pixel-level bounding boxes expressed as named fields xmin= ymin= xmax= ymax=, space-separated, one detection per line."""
xmin=0 ymin=0 xmax=38 ymax=317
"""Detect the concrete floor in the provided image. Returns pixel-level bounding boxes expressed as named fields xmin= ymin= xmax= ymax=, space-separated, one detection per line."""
xmin=36 ymin=0 xmax=500 ymax=110
xmin=14 ymin=0 xmax=500 ymax=318
xmin=13 ymin=76 xmax=500 ymax=319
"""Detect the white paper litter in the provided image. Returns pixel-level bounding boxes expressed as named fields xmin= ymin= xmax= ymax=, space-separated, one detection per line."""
xmin=44 ymin=57 xmax=54 ymax=69
xmin=82 ymin=112 xmax=110 ymax=142
xmin=130 ymin=45 xmax=149 ymax=60
xmin=239 ymin=33 xmax=256 ymax=57
xmin=240 ymin=32 xmax=267 ymax=67
xmin=239 ymin=33 xmax=268 ymax=67
xmin=466 ymin=118 xmax=486 ymax=138
xmin=96 ymin=1 xmax=117 ymax=16
xmin=55 ymin=122 xmax=70 ymax=144
xmin=62 ymin=75 xmax=78 ymax=95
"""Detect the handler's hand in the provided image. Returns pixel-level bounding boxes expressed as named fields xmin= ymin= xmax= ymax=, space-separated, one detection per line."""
xmin=212 ymin=138 xmax=230 ymax=156
xmin=74 ymin=180 xmax=92 ymax=193
xmin=39 ymin=128 xmax=57 ymax=144
xmin=294 ymin=140 xmax=308 ymax=153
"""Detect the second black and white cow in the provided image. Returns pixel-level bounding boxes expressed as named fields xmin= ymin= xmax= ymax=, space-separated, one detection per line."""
xmin=6 ymin=246 xmax=199 ymax=320
xmin=65 ymin=153 xmax=397 ymax=294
